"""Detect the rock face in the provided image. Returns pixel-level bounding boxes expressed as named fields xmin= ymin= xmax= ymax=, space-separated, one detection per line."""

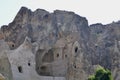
xmin=0 ymin=73 xmax=5 ymax=80
xmin=0 ymin=40 xmax=13 ymax=80
xmin=0 ymin=6 xmax=120 ymax=80
xmin=89 ymin=22 xmax=120 ymax=80
xmin=1 ymin=7 xmax=89 ymax=50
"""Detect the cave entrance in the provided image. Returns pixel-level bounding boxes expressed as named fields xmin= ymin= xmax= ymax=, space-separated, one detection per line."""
xmin=75 ymin=46 xmax=78 ymax=53
xmin=35 ymin=49 xmax=54 ymax=76
xmin=18 ymin=66 xmax=23 ymax=73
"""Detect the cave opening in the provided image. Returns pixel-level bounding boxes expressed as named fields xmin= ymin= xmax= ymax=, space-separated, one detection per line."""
xmin=28 ymin=62 xmax=31 ymax=66
xmin=18 ymin=66 xmax=23 ymax=73
xmin=75 ymin=47 xmax=78 ymax=53
xmin=12 ymin=44 xmax=14 ymax=48
xmin=56 ymin=53 xmax=59 ymax=58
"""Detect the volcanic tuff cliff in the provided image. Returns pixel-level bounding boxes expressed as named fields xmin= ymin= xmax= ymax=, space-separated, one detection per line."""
xmin=0 ymin=7 xmax=120 ymax=80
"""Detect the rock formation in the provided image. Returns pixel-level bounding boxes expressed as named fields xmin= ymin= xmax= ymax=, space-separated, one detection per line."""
xmin=0 ymin=73 xmax=5 ymax=80
xmin=0 ymin=40 xmax=13 ymax=80
xmin=0 ymin=6 xmax=120 ymax=80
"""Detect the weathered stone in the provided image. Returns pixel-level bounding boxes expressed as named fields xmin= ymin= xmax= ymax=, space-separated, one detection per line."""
xmin=0 ymin=73 xmax=5 ymax=80
xmin=89 ymin=22 xmax=120 ymax=80
xmin=1 ymin=7 xmax=89 ymax=50
xmin=0 ymin=40 xmax=13 ymax=80
xmin=0 ymin=6 xmax=120 ymax=80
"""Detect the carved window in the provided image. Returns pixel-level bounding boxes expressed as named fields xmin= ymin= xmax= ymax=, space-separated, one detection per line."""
xmin=42 ymin=49 xmax=54 ymax=63
xmin=74 ymin=65 xmax=76 ymax=68
xmin=18 ymin=66 xmax=23 ymax=73
xmin=56 ymin=53 xmax=59 ymax=57
xmin=75 ymin=47 xmax=78 ymax=53
xmin=73 ymin=64 xmax=76 ymax=68
xmin=12 ymin=44 xmax=14 ymax=48
xmin=28 ymin=62 xmax=31 ymax=66
xmin=65 ymin=54 xmax=67 ymax=58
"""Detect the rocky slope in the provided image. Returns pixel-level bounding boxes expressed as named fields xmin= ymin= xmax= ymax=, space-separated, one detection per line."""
xmin=0 ymin=7 xmax=120 ymax=80
xmin=89 ymin=22 xmax=120 ymax=80
xmin=1 ymin=7 xmax=89 ymax=50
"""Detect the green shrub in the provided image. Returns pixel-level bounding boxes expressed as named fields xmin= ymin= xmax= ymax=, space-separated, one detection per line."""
xmin=88 ymin=66 xmax=113 ymax=80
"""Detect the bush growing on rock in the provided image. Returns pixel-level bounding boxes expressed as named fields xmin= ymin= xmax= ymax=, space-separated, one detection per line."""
xmin=88 ymin=66 xmax=113 ymax=80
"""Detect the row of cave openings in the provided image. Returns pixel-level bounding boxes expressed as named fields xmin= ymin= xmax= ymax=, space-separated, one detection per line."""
xmin=35 ymin=45 xmax=79 ymax=76
xmin=17 ymin=44 xmax=79 ymax=74
xmin=39 ymin=46 xmax=79 ymax=64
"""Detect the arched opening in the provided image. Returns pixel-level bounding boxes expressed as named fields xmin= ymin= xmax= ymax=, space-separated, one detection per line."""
xmin=35 ymin=49 xmax=54 ymax=76
xmin=42 ymin=49 xmax=54 ymax=63
xmin=56 ymin=53 xmax=59 ymax=58
xmin=73 ymin=64 xmax=77 ymax=69
xmin=12 ymin=44 xmax=14 ymax=48
xmin=74 ymin=65 xmax=76 ymax=68
xmin=75 ymin=47 xmax=78 ymax=53
xmin=28 ymin=62 xmax=31 ymax=66
xmin=18 ymin=66 xmax=23 ymax=73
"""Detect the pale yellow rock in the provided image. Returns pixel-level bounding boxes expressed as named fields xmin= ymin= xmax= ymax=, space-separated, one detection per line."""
xmin=0 ymin=74 xmax=5 ymax=80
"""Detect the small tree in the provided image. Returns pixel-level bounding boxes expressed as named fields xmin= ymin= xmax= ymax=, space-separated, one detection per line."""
xmin=88 ymin=66 xmax=113 ymax=80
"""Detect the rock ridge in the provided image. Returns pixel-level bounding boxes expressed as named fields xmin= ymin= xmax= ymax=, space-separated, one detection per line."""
xmin=0 ymin=6 xmax=120 ymax=80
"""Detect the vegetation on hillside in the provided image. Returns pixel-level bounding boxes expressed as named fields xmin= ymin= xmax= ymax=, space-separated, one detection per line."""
xmin=88 ymin=66 xmax=113 ymax=80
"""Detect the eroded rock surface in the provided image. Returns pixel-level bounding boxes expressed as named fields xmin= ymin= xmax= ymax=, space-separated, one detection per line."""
xmin=0 ymin=73 xmax=5 ymax=80
xmin=0 ymin=7 xmax=120 ymax=80
xmin=0 ymin=40 xmax=13 ymax=80
xmin=1 ymin=7 xmax=89 ymax=50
